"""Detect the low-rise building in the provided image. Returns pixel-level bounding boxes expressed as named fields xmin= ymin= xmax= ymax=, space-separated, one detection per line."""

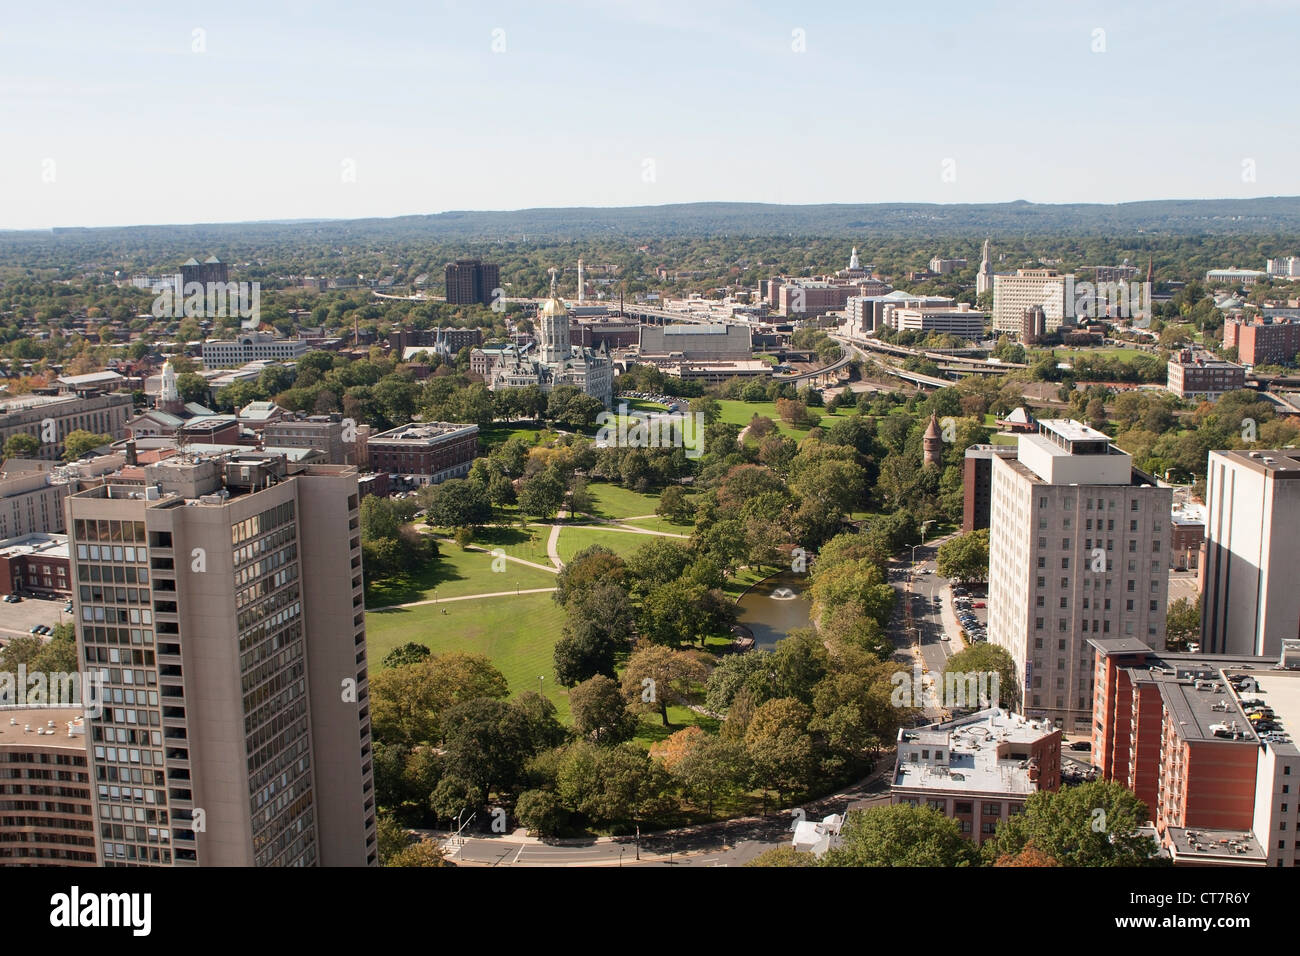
xmin=0 ymin=532 xmax=70 ymax=596
xmin=367 ymin=422 xmax=479 ymax=486
xmin=891 ymin=708 xmax=1061 ymax=846
xmin=200 ymin=332 xmax=309 ymax=368
xmin=1166 ymin=350 xmax=1246 ymax=400
xmin=0 ymin=392 xmax=132 ymax=462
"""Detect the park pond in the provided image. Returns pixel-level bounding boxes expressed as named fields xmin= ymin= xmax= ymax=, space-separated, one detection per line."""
xmin=735 ymin=571 xmax=812 ymax=651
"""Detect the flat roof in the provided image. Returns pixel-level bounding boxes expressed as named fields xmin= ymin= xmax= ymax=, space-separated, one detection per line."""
xmin=894 ymin=708 xmax=1056 ymax=796
xmin=1038 ymin=418 xmax=1110 ymax=442
xmin=0 ymin=533 xmax=69 ymax=559
xmin=1228 ymin=668 xmax=1300 ymax=757
xmin=0 ymin=708 xmax=85 ymax=752
xmin=1164 ymin=826 xmax=1266 ymax=865
xmin=1212 ymin=448 xmax=1300 ymax=476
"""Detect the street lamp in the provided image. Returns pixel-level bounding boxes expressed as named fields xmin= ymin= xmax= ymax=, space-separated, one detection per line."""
xmin=537 ymin=675 xmax=544 ymax=697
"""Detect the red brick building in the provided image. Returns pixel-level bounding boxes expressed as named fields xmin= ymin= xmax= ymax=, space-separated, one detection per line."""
xmin=367 ymin=422 xmax=479 ymax=486
xmin=1224 ymin=316 xmax=1300 ymax=366
xmin=0 ymin=533 xmax=71 ymax=596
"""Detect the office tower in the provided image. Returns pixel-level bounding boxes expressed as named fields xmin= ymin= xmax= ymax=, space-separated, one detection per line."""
xmin=444 ymin=259 xmax=501 ymax=306
xmin=180 ymin=256 xmax=228 ymax=288
xmin=991 ymin=269 xmax=1070 ymax=334
xmin=1201 ymin=449 xmax=1300 ymax=657
xmin=66 ymin=454 xmax=376 ymax=866
xmin=987 ymin=420 xmax=1170 ymax=732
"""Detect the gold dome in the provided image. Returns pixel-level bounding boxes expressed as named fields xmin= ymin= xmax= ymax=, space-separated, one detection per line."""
xmin=540 ymin=296 xmax=569 ymax=318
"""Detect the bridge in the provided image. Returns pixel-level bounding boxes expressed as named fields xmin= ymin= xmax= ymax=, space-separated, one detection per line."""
xmin=833 ymin=336 xmax=951 ymax=390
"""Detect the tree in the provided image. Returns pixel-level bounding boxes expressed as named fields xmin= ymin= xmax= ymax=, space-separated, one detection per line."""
xmin=422 ymin=478 xmax=492 ymax=529
xmin=518 ymin=470 xmax=565 ymax=520
xmin=935 ymin=529 xmax=991 ymax=584
xmin=620 ymin=645 xmax=710 ymax=727
xmin=3 ymin=433 xmax=40 ymax=459
xmin=744 ymin=697 xmax=816 ymax=804
xmin=746 ymin=847 xmax=817 ymax=867
xmin=553 ymin=546 xmax=627 ymax=606
xmin=376 ymin=814 xmax=412 ymax=864
xmin=382 ymin=643 xmax=431 ymax=669
xmin=553 ymin=584 xmax=635 ymax=685
xmin=387 ymin=839 xmax=452 ymax=867
xmin=980 ymin=780 xmax=1162 ymax=867
xmin=569 ymin=674 xmax=637 ymax=745
xmin=1165 ymin=597 xmax=1201 ymax=651
xmin=439 ymin=698 xmax=536 ymax=804
xmin=62 ymin=430 xmax=112 ymax=461
xmin=515 ymin=789 xmax=566 ymax=837
xmin=670 ymin=733 xmax=751 ymax=813
xmin=940 ymin=643 xmax=1020 ymax=710
xmin=369 ymin=653 xmax=509 ymax=746
xmin=175 ymin=372 xmax=209 ymax=405
xmin=822 ymin=805 xmax=978 ymax=867
xmin=656 ymin=485 xmax=693 ymax=523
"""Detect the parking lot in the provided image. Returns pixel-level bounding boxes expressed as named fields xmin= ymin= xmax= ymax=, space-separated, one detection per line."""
xmin=0 ymin=594 xmax=71 ymax=644
xmin=950 ymin=584 xmax=988 ymax=642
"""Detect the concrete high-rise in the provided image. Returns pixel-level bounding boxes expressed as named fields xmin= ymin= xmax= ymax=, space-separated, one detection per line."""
xmin=1201 ymin=449 xmax=1300 ymax=657
xmin=987 ymin=419 xmax=1171 ymax=733
xmin=992 ymin=270 xmax=1070 ymax=334
xmin=444 ymin=259 xmax=501 ymax=306
xmin=66 ymin=453 xmax=376 ymax=866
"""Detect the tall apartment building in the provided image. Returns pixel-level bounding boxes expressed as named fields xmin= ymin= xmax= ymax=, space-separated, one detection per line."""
xmin=992 ymin=270 xmax=1070 ymax=334
xmin=987 ymin=420 xmax=1171 ymax=732
xmin=444 ymin=259 xmax=501 ymax=306
xmin=1089 ymin=638 xmax=1298 ymax=867
xmin=1166 ymin=349 xmax=1246 ymax=400
xmin=0 ymin=709 xmax=97 ymax=865
xmin=1201 ymin=449 xmax=1300 ymax=657
xmin=180 ymin=256 xmax=229 ymax=288
xmin=65 ymin=454 xmax=376 ymax=866
xmin=1223 ymin=316 xmax=1300 ymax=366
xmin=962 ymin=445 xmax=1019 ymax=533
xmin=0 ymin=392 xmax=132 ymax=462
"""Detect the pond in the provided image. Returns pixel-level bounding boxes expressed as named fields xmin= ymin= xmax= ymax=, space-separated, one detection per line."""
xmin=735 ymin=570 xmax=813 ymax=651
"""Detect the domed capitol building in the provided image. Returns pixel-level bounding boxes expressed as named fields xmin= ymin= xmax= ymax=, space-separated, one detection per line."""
xmin=488 ymin=271 xmax=614 ymax=407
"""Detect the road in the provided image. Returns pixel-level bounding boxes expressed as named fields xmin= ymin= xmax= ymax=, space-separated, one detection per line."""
xmin=886 ymin=539 xmax=963 ymax=719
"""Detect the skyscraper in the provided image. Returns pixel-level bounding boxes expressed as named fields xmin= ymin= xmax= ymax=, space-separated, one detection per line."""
xmin=444 ymin=259 xmax=501 ymax=306
xmin=987 ymin=420 xmax=1170 ymax=732
xmin=66 ymin=454 xmax=376 ymax=866
xmin=1201 ymin=449 xmax=1300 ymax=657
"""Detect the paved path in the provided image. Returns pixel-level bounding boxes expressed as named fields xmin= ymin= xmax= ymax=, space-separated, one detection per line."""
xmin=546 ymin=524 xmax=563 ymax=568
xmin=371 ymin=587 xmax=557 ymax=612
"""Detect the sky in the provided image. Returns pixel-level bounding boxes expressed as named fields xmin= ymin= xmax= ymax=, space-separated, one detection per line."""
xmin=1 ymin=0 xmax=1297 ymax=229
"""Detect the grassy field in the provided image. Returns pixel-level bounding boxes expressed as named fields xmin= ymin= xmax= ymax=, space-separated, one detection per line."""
xmin=620 ymin=514 xmax=694 ymax=534
xmin=365 ymin=543 xmax=558 ymax=608
xmin=366 ymin=591 xmax=570 ymax=720
xmin=426 ymin=523 xmax=555 ymax=568
xmin=990 ymin=432 xmax=1018 ymax=445
xmin=715 ymin=399 xmax=836 ymax=440
xmin=476 ymin=422 xmax=555 ymax=448
xmin=555 ymin=525 xmax=664 ymax=564
xmin=582 ymin=482 xmax=664 ymax=520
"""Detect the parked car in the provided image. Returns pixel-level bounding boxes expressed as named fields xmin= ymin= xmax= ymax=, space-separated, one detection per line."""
xmin=972 ymin=601 xmax=986 ymax=608
xmin=28 ymin=625 xmax=41 ymax=634
xmin=1069 ymin=741 xmax=1092 ymax=751
xmin=940 ymin=634 xmax=950 ymax=642
xmin=3 ymin=593 xmax=19 ymax=603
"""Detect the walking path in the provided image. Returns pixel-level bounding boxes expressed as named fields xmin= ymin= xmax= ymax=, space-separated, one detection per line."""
xmin=372 ymin=587 xmax=557 ymax=612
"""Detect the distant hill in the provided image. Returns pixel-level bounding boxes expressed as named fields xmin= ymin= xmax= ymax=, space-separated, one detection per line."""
xmin=17 ymin=197 xmax=1300 ymax=244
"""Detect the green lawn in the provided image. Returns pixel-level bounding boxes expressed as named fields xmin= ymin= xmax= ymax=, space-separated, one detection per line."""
xmin=426 ymin=523 xmax=555 ymax=568
xmin=620 ymin=514 xmax=694 ymax=534
xmin=715 ymin=399 xmax=835 ymax=440
xmin=365 ymin=543 xmax=558 ymax=608
xmin=476 ymin=421 xmax=555 ymax=448
xmin=366 ymin=591 xmax=570 ymax=720
xmin=582 ymin=482 xmax=664 ymax=520
xmin=554 ymin=526 xmax=664 ymax=564
xmin=990 ymin=432 xmax=1018 ymax=445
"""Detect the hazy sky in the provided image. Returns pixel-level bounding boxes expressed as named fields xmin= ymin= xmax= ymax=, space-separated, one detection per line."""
xmin=1 ymin=0 xmax=1296 ymax=229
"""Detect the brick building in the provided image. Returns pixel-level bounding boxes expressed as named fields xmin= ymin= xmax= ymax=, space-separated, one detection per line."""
xmin=367 ymin=422 xmax=479 ymax=486
xmin=1224 ymin=316 xmax=1300 ymax=366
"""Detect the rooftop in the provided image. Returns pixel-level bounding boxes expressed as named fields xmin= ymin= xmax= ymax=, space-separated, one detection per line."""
xmin=370 ymin=421 xmax=479 ymax=443
xmin=1213 ymin=448 xmax=1300 ymax=476
xmin=894 ymin=708 xmax=1058 ymax=795
xmin=0 ymin=532 xmax=68 ymax=560
xmin=0 ymin=708 xmax=85 ymax=752
xmin=1164 ymin=826 xmax=1266 ymax=865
